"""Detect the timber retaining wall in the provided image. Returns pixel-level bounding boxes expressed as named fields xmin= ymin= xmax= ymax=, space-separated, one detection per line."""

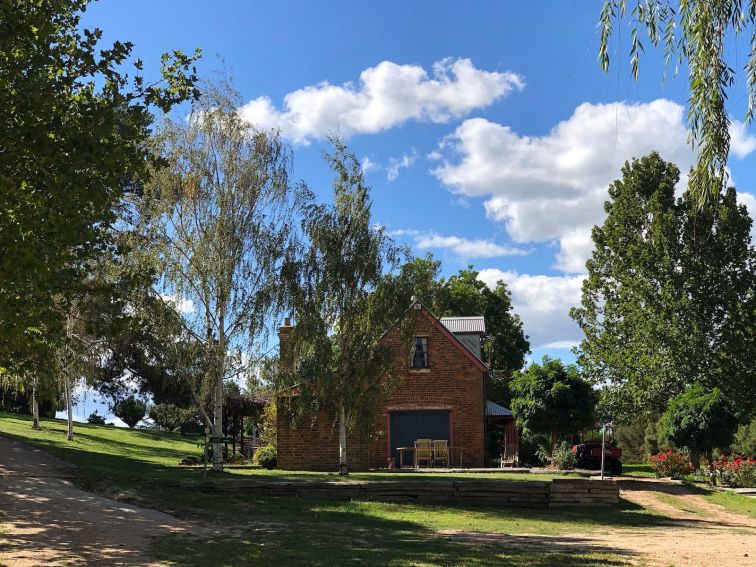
xmin=186 ymin=478 xmax=619 ymax=507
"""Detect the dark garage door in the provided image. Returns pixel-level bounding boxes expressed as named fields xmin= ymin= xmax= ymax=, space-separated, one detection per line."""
xmin=390 ymin=411 xmax=450 ymax=464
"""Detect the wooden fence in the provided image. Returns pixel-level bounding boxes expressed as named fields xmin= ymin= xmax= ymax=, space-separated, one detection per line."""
xmin=184 ymin=477 xmax=619 ymax=507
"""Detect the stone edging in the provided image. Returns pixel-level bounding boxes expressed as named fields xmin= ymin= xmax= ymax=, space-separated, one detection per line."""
xmin=179 ymin=477 xmax=619 ymax=507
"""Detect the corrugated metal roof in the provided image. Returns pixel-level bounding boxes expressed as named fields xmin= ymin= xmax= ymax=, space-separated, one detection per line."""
xmin=440 ymin=316 xmax=485 ymax=334
xmin=485 ymin=400 xmax=513 ymax=417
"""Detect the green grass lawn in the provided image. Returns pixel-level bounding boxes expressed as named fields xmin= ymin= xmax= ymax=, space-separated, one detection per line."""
xmin=0 ymin=412 xmax=669 ymax=566
xmin=621 ymin=463 xmax=655 ymax=477
xmin=702 ymin=489 xmax=756 ymax=519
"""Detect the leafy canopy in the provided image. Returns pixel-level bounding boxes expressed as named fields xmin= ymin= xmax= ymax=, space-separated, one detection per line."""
xmin=598 ymin=1 xmax=756 ymax=206
xmin=572 ymin=152 xmax=756 ymax=421
xmin=510 ymin=356 xmax=596 ymax=443
xmin=0 ymin=0 xmax=199 ymax=366
xmin=660 ymin=383 xmax=738 ymax=460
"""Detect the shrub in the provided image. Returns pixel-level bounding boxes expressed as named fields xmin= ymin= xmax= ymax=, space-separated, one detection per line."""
xmin=715 ymin=457 xmax=756 ymax=488
xmin=518 ymin=431 xmax=548 ymax=467
xmin=148 ymin=403 xmax=193 ymax=431
xmin=87 ymin=410 xmax=106 ymax=425
xmin=551 ymin=441 xmax=577 ymax=470
xmin=660 ymin=384 xmax=738 ymax=469
xmin=732 ymin=418 xmax=756 ymax=457
xmin=650 ymin=449 xmax=694 ymax=479
xmin=113 ymin=396 xmax=148 ymax=428
xmin=253 ymin=444 xmax=277 ymax=469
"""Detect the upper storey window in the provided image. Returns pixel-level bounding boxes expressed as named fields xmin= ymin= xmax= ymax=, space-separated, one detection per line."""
xmin=411 ymin=336 xmax=429 ymax=368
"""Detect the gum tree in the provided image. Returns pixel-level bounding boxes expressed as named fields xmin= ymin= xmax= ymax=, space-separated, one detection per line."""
xmin=137 ymin=79 xmax=309 ymax=471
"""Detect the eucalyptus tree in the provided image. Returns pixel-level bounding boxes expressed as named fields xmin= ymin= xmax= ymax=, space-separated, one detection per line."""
xmin=0 ymin=0 xmax=200 ymax=366
xmin=572 ymin=152 xmax=756 ymax=421
xmin=282 ymin=138 xmax=411 ymax=475
xmin=138 ymin=80 xmax=309 ymax=471
xmin=598 ymin=1 xmax=756 ymax=206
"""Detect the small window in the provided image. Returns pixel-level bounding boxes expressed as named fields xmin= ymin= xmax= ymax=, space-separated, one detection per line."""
xmin=411 ymin=336 xmax=429 ymax=368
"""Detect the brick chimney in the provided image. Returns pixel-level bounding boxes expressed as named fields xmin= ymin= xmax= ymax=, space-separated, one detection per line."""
xmin=278 ymin=317 xmax=293 ymax=371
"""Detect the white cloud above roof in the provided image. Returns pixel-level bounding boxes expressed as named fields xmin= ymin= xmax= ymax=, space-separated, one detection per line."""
xmin=239 ymin=58 xmax=524 ymax=144
xmin=432 ymin=99 xmax=703 ymax=274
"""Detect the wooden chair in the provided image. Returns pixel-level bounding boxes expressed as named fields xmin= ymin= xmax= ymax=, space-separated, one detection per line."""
xmin=432 ymin=439 xmax=449 ymax=467
xmin=414 ymin=439 xmax=433 ymax=468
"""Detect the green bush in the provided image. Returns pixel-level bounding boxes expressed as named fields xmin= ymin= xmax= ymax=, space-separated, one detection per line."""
xmin=148 ymin=403 xmax=193 ymax=431
xmin=650 ymin=449 xmax=694 ymax=479
xmin=113 ymin=396 xmax=148 ymax=428
xmin=87 ymin=410 xmax=106 ymax=425
xmin=253 ymin=444 xmax=277 ymax=469
xmin=660 ymin=384 xmax=738 ymax=468
xmin=518 ymin=431 xmax=548 ymax=467
xmin=732 ymin=418 xmax=756 ymax=457
xmin=551 ymin=441 xmax=577 ymax=470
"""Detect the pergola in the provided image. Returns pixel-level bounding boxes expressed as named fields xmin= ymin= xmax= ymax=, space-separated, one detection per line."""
xmin=224 ymin=394 xmax=268 ymax=459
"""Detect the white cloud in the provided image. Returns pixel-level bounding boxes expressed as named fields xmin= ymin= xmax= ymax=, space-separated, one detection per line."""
xmin=738 ymin=191 xmax=756 ymax=243
xmin=386 ymin=149 xmax=418 ymax=181
xmin=478 ymin=269 xmax=585 ymax=348
xmin=159 ymin=294 xmax=195 ymax=315
xmin=433 ymin=99 xmax=701 ymax=274
xmin=730 ymin=120 xmax=756 ymax=159
xmin=388 ymin=229 xmax=528 ymax=258
xmin=239 ymin=58 xmax=524 ymax=144
xmin=361 ymin=156 xmax=379 ymax=174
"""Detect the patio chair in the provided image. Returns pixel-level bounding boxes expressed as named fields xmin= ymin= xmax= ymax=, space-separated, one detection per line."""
xmin=432 ymin=440 xmax=449 ymax=468
xmin=415 ymin=439 xmax=433 ymax=468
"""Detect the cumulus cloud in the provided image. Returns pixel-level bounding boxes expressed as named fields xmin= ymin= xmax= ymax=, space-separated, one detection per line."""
xmin=730 ymin=120 xmax=756 ymax=159
xmin=433 ymin=99 xmax=703 ymax=273
xmin=388 ymin=229 xmax=528 ymax=258
xmin=478 ymin=269 xmax=585 ymax=348
xmin=239 ymin=58 xmax=524 ymax=144
xmin=361 ymin=156 xmax=379 ymax=174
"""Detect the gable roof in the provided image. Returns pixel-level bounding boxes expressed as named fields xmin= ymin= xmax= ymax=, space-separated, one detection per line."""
xmin=440 ymin=316 xmax=485 ymax=335
xmin=485 ymin=400 xmax=513 ymax=417
xmin=412 ymin=303 xmax=488 ymax=372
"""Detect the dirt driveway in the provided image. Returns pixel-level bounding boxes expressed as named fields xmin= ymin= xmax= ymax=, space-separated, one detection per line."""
xmin=440 ymin=477 xmax=755 ymax=567
xmin=0 ymin=437 xmax=183 ymax=566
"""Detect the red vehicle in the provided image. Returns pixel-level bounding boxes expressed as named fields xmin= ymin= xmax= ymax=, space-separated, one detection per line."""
xmin=571 ymin=427 xmax=623 ymax=475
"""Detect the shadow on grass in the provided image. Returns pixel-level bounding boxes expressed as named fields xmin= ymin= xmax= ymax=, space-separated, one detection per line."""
xmin=153 ymin=501 xmax=637 ymax=567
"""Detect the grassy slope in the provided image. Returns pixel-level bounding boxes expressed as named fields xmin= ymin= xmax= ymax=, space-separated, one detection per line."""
xmin=0 ymin=412 xmax=680 ymax=566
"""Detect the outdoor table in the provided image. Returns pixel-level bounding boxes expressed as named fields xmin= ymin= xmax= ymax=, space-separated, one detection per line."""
xmin=397 ymin=447 xmax=416 ymax=469
xmin=395 ymin=446 xmax=465 ymax=468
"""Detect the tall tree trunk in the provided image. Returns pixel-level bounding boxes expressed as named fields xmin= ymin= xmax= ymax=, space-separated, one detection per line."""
xmin=212 ymin=367 xmax=224 ymax=472
xmin=64 ymin=370 xmax=73 ymax=441
xmin=706 ymin=451 xmax=716 ymax=486
xmin=31 ymin=375 xmax=40 ymax=429
xmin=338 ymin=404 xmax=348 ymax=475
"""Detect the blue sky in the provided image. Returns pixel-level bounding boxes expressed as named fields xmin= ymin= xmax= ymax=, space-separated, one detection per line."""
xmin=68 ymin=2 xmax=756 ymax=423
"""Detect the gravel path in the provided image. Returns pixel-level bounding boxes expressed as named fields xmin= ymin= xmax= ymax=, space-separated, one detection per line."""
xmin=0 ymin=437 xmax=183 ymax=566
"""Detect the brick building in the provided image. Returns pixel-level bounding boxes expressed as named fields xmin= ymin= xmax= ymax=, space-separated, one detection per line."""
xmin=276 ymin=302 xmax=517 ymax=471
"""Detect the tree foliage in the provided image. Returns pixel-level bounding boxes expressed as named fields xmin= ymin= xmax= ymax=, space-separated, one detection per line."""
xmin=0 ymin=0 xmax=200 ymax=366
xmin=113 ymin=396 xmax=148 ymax=429
xmin=280 ymin=137 xmax=411 ymax=475
xmin=135 ymin=78 xmax=309 ymax=470
xmin=660 ymin=383 xmax=738 ymax=468
xmin=598 ymin=0 xmax=756 ymax=206
xmin=510 ymin=357 xmax=596 ymax=452
xmin=572 ymin=153 xmax=756 ymax=421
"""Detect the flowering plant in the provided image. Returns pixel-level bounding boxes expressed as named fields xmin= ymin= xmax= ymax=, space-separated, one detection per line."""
xmin=714 ymin=456 xmax=756 ymax=488
xmin=649 ymin=449 xmax=694 ymax=479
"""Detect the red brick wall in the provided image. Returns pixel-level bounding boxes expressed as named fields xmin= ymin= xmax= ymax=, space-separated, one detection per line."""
xmin=276 ymin=310 xmax=486 ymax=471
